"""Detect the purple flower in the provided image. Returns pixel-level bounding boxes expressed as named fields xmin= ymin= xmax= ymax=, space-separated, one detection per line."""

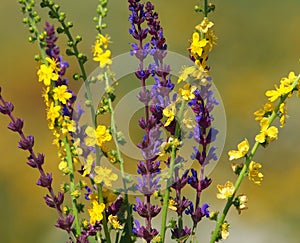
xmin=171 ymin=226 xmax=191 ymax=241
xmin=7 ymin=118 xmax=23 ymax=132
xmin=133 ymin=219 xmax=158 ymax=242
xmin=0 ymin=101 xmax=14 ymax=114
xmin=18 ymin=135 xmax=34 ymax=150
xmin=36 ymin=173 xmax=53 ymax=188
xmin=55 ymin=214 xmax=74 ymax=233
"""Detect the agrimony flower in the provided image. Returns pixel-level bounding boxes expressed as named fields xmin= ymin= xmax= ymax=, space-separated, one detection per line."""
xmin=94 ymin=166 xmax=118 ymax=187
xmin=108 ymin=215 xmax=123 ymax=230
xmin=190 ymin=32 xmax=208 ymax=57
xmin=84 ymin=125 xmax=112 ymax=147
xmin=248 ymin=161 xmax=263 ymax=185
xmin=195 ymin=17 xmax=214 ymax=33
xmin=179 ymin=83 xmax=196 ymax=101
xmin=53 ymin=85 xmax=72 ymax=104
xmin=217 ymin=181 xmax=235 ymax=199
xmin=37 ymin=63 xmax=59 ymax=86
xmin=255 ymin=117 xmax=278 ymax=144
xmin=221 ymin=222 xmax=230 ymax=240
xmin=163 ymin=103 xmax=176 ymax=127
xmin=88 ymin=200 xmax=105 ymax=225
xmin=228 ymin=139 xmax=249 ymax=160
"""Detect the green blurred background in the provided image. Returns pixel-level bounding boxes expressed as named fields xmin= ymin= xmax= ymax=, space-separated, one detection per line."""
xmin=1 ymin=0 xmax=300 ymax=242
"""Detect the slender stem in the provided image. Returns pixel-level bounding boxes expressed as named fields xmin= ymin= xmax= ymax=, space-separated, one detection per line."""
xmin=98 ymin=185 xmax=112 ymax=243
xmin=160 ymin=100 xmax=186 ymax=241
xmin=203 ymin=0 xmax=208 ymax=17
xmin=63 ymin=136 xmax=81 ymax=235
xmin=210 ymin=74 xmax=300 ymax=243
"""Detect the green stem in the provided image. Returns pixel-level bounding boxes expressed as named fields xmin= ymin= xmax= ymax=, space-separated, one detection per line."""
xmin=160 ymin=100 xmax=186 ymax=242
xmin=98 ymin=185 xmax=112 ymax=243
xmin=64 ymin=137 xmax=81 ymax=236
xmin=203 ymin=0 xmax=208 ymax=17
xmin=210 ymin=74 xmax=300 ymax=243
xmin=104 ymin=71 xmax=133 ymax=237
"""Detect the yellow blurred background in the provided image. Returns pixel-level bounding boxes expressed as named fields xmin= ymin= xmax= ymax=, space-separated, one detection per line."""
xmin=1 ymin=0 xmax=300 ymax=242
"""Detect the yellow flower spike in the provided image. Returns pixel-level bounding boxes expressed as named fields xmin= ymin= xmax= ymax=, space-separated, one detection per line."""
xmin=248 ymin=161 xmax=263 ymax=185
xmin=163 ymin=103 xmax=176 ymax=127
xmin=216 ymin=181 xmax=235 ymax=199
xmin=108 ymin=215 xmax=123 ymax=230
xmin=195 ymin=17 xmax=214 ymax=33
xmin=94 ymin=166 xmax=118 ymax=187
xmin=221 ymin=222 xmax=230 ymax=240
xmin=228 ymin=139 xmax=250 ymax=161
xmin=179 ymin=83 xmax=197 ymax=101
xmin=88 ymin=200 xmax=105 ymax=225
xmin=37 ymin=63 xmax=59 ymax=86
xmin=190 ymin=32 xmax=208 ymax=58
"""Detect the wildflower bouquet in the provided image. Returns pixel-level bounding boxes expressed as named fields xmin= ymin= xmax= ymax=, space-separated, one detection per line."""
xmin=1 ymin=0 xmax=299 ymax=242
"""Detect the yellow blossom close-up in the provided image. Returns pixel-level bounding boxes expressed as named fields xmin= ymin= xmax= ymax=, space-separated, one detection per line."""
xmin=179 ymin=83 xmax=197 ymax=101
xmin=248 ymin=161 xmax=264 ymax=185
xmin=52 ymin=85 xmax=72 ymax=104
xmin=217 ymin=181 xmax=235 ymax=199
xmin=94 ymin=166 xmax=118 ymax=187
xmin=255 ymin=117 xmax=278 ymax=144
xmin=88 ymin=200 xmax=105 ymax=225
xmin=108 ymin=215 xmax=123 ymax=230
xmin=37 ymin=63 xmax=59 ymax=86
xmin=189 ymin=32 xmax=208 ymax=58
xmin=228 ymin=139 xmax=250 ymax=160
xmin=163 ymin=103 xmax=176 ymax=127
xmin=195 ymin=17 xmax=214 ymax=33
xmin=84 ymin=125 xmax=112 ymax=147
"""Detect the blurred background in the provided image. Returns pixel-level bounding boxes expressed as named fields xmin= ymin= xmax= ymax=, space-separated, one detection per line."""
xmin=1 ymin=0 xmax=300 ymax=242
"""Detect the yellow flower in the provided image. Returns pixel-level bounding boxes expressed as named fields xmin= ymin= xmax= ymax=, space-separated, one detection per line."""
xmin=88 ymin=200 xmax=105 ymax=225
xmin=195 ymin=17 xmax=214 ymax=33
xmin=108 ymin=215 xmax=123 ymax=230
xmin=46 ymin=57 xmax=60 ymax=73
xmin=152 ymin=235 xmax=162 ymax=243
xmin=37 ymin=64 xmax=59 ymax=86
xmin=236 ymin=194 xmax=248 ymax=214
xmin=82 ymin=153 xmax=95 ymax=177
xmin=163 ymin=103 xmax=176 ymax=127
xmin=255 ymin=118 xmax=278 ymax=143
xmin=228 ymin=139 xmax=249 ymax=160
xmin=93 ymin=49 xmax=112 ymax=68
xmin=279 ymin=102 xmax=287 ymax=128
xmin=217 ymin=181 xmax=235 ymax=199
xmin=177 ymin=65 xmax=196 ymax=83
xmin=179 ymin=83 xmax=197 ymax=101
xmin=248 ymin=161 xmax=263 ymax=185
xmin=94 ymin=166 xmax=118 ymax=187
xmin=189 ymin=32 xmax=208 ymax=57
xmin=61 ymin=116 xmax=76 ymax=135
xmin=168 ymin=199 xmax=177 ymax=211
xmin=58 ymin=160 xmax=69 ymax=174
xmin=47 ymin=102 xmax=61 ymax=122
xmin=221 ymin=222 xmax=230 ymax=240
xmin=265 ymin=83 xmax=293 ymax=102
xmin=85 ymin=125 xmax=112 ymax=147
xmin=53 ymin=85 xmax=72 ymax=104
xmin=280 ymin=71 xmax=297 ymax=86
xmin=71 ymin=190 xmax=80 ymax=198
